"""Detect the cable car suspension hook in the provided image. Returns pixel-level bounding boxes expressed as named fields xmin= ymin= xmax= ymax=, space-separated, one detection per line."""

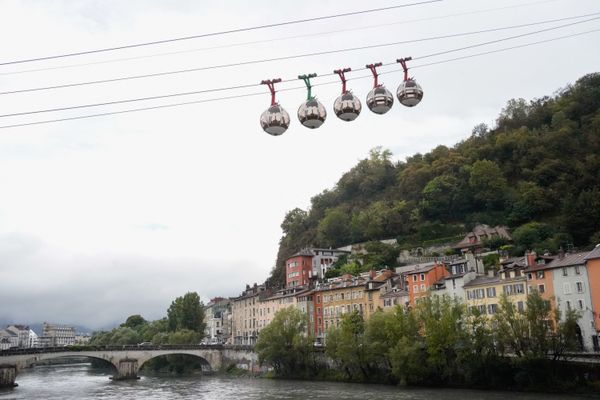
xmin=334 ymin=68 xmax=352 ymax=94
xmin=366 ymin=63 xmax=383 ymax=88
xmin=261 ymin=78 xmax=282 ymax=106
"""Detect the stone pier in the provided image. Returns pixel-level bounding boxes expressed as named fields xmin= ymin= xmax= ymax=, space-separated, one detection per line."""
xmin=112 ymin=359 xmax=140 ymax=380
xmin=0 ymin=365 xmax=18 ymax=388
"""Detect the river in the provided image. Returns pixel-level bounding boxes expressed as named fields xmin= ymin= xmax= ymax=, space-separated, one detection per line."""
xmin=0 ymin=363 xmax=592 ymax=399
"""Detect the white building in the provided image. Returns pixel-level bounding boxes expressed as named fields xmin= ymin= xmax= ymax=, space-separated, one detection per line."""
xmin=41 ymin=322 xmax=76 ymax=347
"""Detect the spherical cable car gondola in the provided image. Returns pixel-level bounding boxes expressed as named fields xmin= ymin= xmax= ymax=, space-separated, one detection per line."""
xmin=297 ymin=73 xmax=327 ymax=129
xmin=333 ymin=67 xmax=362 ymax=122
xmin=365 ymin=62 xmax=393 ymax=115
xmin=396 ymin=57 xmax=423 ymax=107
xmin=260 ymin=78 xmax=290 ymax=136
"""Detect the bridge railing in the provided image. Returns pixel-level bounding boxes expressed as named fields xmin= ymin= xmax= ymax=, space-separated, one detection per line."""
xmin=0 ymin=344 xmax=255 ymax=356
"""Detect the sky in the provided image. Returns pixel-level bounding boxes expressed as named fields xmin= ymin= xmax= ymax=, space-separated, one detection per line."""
xmin=0 ymin=0 xmax=599 ymax=330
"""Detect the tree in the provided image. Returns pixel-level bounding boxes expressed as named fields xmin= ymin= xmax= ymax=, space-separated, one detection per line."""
xmin=121 ymin=314 xmax=147 ymax=329
xmin=167 ymin=292 xmax=206 ymax=333
xmin=469 ymin=159 xmax=508 ymax=210
xmin=325 ymin=311 xmax=373 ymax=381
xmin=316 ymin=208 xmax=351 ymax=247
xmin=255 ymin=307 xmax=313 ymax=376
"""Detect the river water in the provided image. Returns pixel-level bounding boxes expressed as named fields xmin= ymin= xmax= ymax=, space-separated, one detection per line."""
xmin=0 ymin=363 xmax=592 ymax=400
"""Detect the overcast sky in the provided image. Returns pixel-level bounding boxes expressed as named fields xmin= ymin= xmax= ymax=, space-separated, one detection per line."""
xmin=0 ymin=0 xmax=599 ymax=329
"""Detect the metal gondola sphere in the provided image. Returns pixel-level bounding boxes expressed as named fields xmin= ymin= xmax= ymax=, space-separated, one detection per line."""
xmin=397 ymin=79 xmax=423 ymax=107
xmin=260 ymin=104 xmax=290 ymax=136
xmin=297 ymin=98 xmax=327 ymax=129
xmin=333 ymin=92 xmax=362 ymax=122
xmin=366 ymin=85 xmax=394 ymax=114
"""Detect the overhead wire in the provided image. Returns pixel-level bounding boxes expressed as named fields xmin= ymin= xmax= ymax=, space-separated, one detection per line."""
xmin=0 ymin=0 xmax=563 ymax=77
xmin=1 ymin=12 xmax=599 ymax=96
xmin=1 ymin=18 xmax=599 ymax=119
xmin=1 ymin=28 xmax=598 ymax=130
xmin=0 ymin=0 xmax=442 ymax=66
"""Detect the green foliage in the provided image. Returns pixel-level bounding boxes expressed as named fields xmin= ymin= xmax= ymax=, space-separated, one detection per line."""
xmin=255 ymin=307 xmax=314 ymax=376
xmin=167 ymin=292 xmax=206 ymax=333
xmin=121 ymin=315 xmax=147 ymax=329
xmin=271 ymin=73 xmax=600 ymax=287
xmin=482 ymin=253 xmax=500 ymax=271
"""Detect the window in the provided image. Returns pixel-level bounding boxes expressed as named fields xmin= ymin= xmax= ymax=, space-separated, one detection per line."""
xmin=486 ymin=287 xmax=496 ymax=298
xmin=413 ymin=285 xmax=419 ymax=293
xmin=413 ymin=275 xmax=417 ymax=282
xmin=576 ymin=282 xmax=584 ymax=293
xmin=317 ymin=307 xmax=321 ymax=315
xmin=575 ymin=265 xmax=581 ymax=275
xmin=562 ymin=267 xmax=568 ymax=277
xmin=536 ymin=271 xmax=545 ymax=279
xmin=420 ymin=273 xmax=425 ymax=281
xmin=527 ymin=273 xmax=533 ymax=280
xmin=563 ymin=283 xmax=572 ymax=295
xmin=578 ymin=300 xmax=584 ymax=310
xmin=368 ymin=292 xmax=373 ymax=300
xmin=475 ymin=289 xmax=485 ymax=299
xmin=538 ymin=284 xmax=545 ymax=294
xmin=517 ymin=301 xmax=524 ymax=312
xmin=420 ymin=284 xmax=426 ymax=292
xmin=487 ymin=304 xmax=498 ymax=315
xmin=369 ymin=304 xmax=374 ymax=312
xmin=477 ymin=305 xmax=487 ymax=315
xmin=566 ymin=301 xmax=572 ymax=311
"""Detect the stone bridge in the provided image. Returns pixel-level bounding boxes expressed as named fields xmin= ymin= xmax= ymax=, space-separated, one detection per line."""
xmin=0 ymin=344 xmax=257 ymax=388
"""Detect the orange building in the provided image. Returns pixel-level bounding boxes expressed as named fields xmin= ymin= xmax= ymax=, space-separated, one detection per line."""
xmin=523 ymin=251 xmax=557 ymax=310
xmin=584 ymin=245 xmax=600 ymax=351
xmin=405 ymin=262 xmax=449 ymax=305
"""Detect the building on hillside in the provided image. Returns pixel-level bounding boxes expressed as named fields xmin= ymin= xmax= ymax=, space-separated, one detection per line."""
xmin=523 ymin=251 xmax=557 ymax=310
xmin=5 ymin=325 xmax=30 ymax=348
xmin=231 ymin=283 xmax=268 ymax=345
xmin=584 ymin=244 xmax=600 ymax=351
xmin=40 ymin=323 xmax=75 ymax=347
xmin=405 ymin=262 xmax=450 ymax=305
xmin=380 ymin=288 xmax=409 ymax=310
xmin=285 ymin=248 xmax=350 ymax=287
xmin=431 ymin=270 xmax=477 ymax=302
xmin=313 ymin=270 xmax=394 ymax=342
xmin=257 ymin=286 xmax=303 ymax=331
xmin=295 ymin=289 xmax=315 ymax=336
xmin=454 ymin=224 xmax=511 ymax=253
xmin=464 ymin=260 xmax=528 ymax=317
xmin=204 ymin=297 xmax=232 ymax=344
xmin=542 ymin=252 xmax=595 ymax=351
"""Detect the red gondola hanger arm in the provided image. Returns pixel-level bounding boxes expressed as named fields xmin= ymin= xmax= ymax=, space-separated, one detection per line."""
xmin=261 ymin=78 xmax=282 ymax=106
xmin=366 ymin=62 xmax=383 ymax=88
xmin=396 ymin=57 xmax=413 ymax=82
xmin=334 ymin=67 xmax=352 ymax=94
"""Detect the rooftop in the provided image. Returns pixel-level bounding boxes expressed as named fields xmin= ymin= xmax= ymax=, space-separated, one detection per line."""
xmin=584 ymin=244 xmax=600 ymax=261
xmin=543 ymin=252 xmax=588 ymax=269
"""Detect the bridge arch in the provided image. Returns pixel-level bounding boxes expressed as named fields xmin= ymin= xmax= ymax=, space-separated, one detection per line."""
xmin=138 ymin=352 xmax=213 ymax=374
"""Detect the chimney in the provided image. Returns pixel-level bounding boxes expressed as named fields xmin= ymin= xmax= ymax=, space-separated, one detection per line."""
xmin=488 ymin=270 xmax=495 ymax=278
xmin=559 ymin=247 xmax=565 ymax=260
xmin=526 ymin=251 xmax=536 ymax=267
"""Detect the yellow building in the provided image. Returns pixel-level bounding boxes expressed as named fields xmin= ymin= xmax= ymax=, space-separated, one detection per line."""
xmin=464 ymin=267 xmax=527 ymax=317
xmin=316 ymin=270 xmax=393 ymax=333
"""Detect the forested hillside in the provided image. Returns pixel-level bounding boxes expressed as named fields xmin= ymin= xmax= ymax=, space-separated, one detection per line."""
xmin=269 ymin=73 xmax=600 ymax=288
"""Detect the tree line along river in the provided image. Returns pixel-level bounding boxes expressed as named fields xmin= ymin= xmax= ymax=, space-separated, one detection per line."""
xmin=0 ymin=363 xmax=594 ymax=400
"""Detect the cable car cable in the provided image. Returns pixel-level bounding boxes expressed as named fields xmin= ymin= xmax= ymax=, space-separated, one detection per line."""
xmin=0 ymin=0 xmax=442 ymax=67
xmin=2 ymin=26 xmax=599 ymax=119
xmin=0 ymin=28 xmax=597 ymax=130
xmin=1 ymin=12 xmax=598 ymax=96
xmin=0 ymin=0 xmax=563 ymax=77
